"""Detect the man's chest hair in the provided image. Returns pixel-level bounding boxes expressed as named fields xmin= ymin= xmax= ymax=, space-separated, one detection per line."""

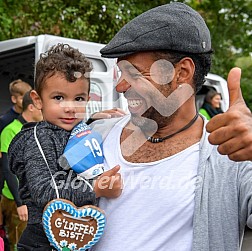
xmin=121 ymin=136 xmax=197 ymax=163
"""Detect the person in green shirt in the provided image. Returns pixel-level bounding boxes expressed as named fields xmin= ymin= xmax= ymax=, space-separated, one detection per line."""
xmin=0 ymin=79 xmax=32 ymax=249
xmin=199 ymin=89 xmax=223 ymax=120
xmin=0 ymin=90 xmax=42 ymax=251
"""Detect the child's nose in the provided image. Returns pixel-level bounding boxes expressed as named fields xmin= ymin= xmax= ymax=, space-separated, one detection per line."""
xmin=62 ymin=101 xmax=76 ymax=112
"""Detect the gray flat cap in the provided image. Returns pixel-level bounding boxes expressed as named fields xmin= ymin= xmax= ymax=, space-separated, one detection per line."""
xmin=100 ymin=2 xmax=211 ymax=58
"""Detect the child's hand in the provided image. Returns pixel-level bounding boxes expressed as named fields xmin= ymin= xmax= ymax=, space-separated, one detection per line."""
xmin=94 ymin=165 xmax=122 ymax=198
xmin=17 ymin=205 xmax=28 ymax=221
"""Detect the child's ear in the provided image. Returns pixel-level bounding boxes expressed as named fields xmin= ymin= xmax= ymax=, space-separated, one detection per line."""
xmin=11 ymin=95 xmax=17 ymax=104
xmin=30 ymin=90 xmax=42 ymax=110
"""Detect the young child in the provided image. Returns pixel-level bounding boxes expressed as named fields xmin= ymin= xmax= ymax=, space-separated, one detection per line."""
xmin=8 ymin=44 xmax=122 ymax=250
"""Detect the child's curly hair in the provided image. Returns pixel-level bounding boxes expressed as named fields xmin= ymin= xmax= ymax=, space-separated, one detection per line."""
xmin=35 ymin=43 xmax=93 ymax=95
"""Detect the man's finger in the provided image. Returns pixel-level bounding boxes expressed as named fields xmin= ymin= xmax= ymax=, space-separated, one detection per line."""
xmin=207 ymin=125 xmax=230 ymax=144
xmin=227 ymin=148 xmax=252 ymax=162
xmin=227 ymin=67 xmax=243 ymax=107
xmin=104 ymin=165 xmax=120 ymax=176
xmin=92 ymin=112 xmax=111 ymax=119
xmin=113 ymin=107 xmax=127 ymax=115
xmin=206 ymin=113 xmax=229 ymax=133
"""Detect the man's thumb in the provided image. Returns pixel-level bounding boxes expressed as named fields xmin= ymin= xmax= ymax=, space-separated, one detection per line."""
xmin=227 ymin=67 xmax=243 ymax=108
xmin=105 ymin=165 xmax=120 ymax=176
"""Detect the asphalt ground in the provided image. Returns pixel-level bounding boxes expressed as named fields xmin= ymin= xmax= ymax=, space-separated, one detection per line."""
xmin=241 ymin=227 xmax=252 ymax=251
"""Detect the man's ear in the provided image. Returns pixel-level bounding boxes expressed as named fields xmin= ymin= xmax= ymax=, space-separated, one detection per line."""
xmin=30 ymin=90 xmax=42 ymax=110
xmin=175 ymin=57 xmax=195 ymax=85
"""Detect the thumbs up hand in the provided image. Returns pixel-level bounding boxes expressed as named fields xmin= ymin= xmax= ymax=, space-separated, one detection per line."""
xmin=206 ymin=67 xmax=252 ymax=161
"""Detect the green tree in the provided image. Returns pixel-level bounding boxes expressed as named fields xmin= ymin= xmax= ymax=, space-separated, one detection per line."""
xmin=235 ymin=56 xmax=252 ymax=110
xmin=187 ymin=0 xmax=252 ymax=108
xmin=0 ymin=0 xmax=251 ymax=106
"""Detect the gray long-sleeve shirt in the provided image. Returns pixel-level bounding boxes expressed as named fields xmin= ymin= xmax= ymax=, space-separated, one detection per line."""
xmin=8 ymin=121 xmax=96 ymax=224
xmin=192 ymin=119 xmax=252 ymax=251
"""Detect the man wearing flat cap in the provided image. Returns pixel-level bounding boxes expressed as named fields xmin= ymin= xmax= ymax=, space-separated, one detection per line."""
xmin=91 ymin=2 xmax=252 ymax=251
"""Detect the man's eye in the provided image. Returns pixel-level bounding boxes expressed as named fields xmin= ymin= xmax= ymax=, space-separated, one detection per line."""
xmin=54 ymin=96 xmax=63 ymax=101
xmin=129 ymin=72 xmax=142 ymax=79
xmin=75 ymin=97 xmax=85 ymax=101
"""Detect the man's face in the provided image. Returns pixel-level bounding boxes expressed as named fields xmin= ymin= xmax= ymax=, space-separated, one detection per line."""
xmin=11 ymin=83 xmax=32 ymax=113
xmin=13 ymin=94 xmax=24 ymax=111
xmin=116 ymin=52 xmax=181 ymax=130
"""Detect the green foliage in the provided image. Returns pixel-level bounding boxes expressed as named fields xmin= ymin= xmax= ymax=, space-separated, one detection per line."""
xmin=0 ymin=0 xmax=251 ymax=106
xmin=235 ymin=56 xmax=252 ymax=110
xmin=187 ymin=0 xmax=252 ymax=109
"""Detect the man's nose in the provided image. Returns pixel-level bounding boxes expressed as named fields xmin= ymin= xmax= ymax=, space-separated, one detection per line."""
xmin=116 ymin=78 xmax=131 ymax=93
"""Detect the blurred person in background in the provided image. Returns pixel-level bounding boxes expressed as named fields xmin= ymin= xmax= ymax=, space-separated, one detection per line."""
xmin=0 ymin=79 xmax=32 ymax=250
xmin=199 ymin=89 xmax=223 ymax=120
xmin=0 ymin=90 xmax=42 ymax=251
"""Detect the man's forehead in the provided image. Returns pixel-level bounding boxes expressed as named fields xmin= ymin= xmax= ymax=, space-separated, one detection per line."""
xmin=117 ymin=56 xmax=175 ymax=76
xmin=118 ymin=61 xmax=152 ymax=74
xmin=117 ymin=52 xmax=156 ymax=71
xmin=117 ymin=51 xmax=156 ymax=61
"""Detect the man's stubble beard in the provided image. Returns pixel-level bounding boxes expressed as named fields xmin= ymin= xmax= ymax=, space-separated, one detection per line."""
xmin=127 ymin=80 xmax=180 ymax=133
xmin=130 ymin=105 xmax=178 ymax=134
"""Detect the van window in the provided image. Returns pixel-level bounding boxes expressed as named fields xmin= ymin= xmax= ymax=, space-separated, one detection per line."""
xmin=88 ymin=58 xmax=107 ymax=72
xmin=0 ymin=44 xmax=34 ymax=115
xmin=85 ymin=82 xmax=102 ymax=119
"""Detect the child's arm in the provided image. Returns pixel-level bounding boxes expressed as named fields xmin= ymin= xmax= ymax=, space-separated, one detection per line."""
xmin=93 ymin=165 xmax=122 ymax=198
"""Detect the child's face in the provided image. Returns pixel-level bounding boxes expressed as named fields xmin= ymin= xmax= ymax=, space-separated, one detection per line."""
xmin=12 ymin=94 xmax=25 ymax=111
xmin=33 ymin=72 xmax=90 ymax=131
xmin=211 ymin=94 xmax=221 ymax=108
xmin=11 ymin=83 xmax=32 ymax=113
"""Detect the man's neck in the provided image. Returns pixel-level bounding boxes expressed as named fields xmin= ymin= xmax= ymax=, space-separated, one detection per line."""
xmin=21 ymin=112 xmax=32 ymax=123
xmin=17 ymin=114 xmax=27 ymax=125
xmin=120 ymin=116 xmax=203 ymax=162
xmin=12 ymin=105 xmax=22 ymax=114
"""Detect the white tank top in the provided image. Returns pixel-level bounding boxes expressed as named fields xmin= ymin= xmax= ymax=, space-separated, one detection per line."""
xmin=93 ymin=116 xmax=199 ymax=251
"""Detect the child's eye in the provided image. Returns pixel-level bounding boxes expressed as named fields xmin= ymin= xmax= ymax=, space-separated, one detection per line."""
xmin=75 ymin=97 xmax=85 ymax=102
xmin=54 ymin=96 xmax=63 ymax=101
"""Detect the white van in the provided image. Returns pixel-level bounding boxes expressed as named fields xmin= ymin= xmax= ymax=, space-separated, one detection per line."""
xmin=0 ymin=34 xmax=127 ymax=119
xmin=0 ymin=34 xmax=228 ymax=118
